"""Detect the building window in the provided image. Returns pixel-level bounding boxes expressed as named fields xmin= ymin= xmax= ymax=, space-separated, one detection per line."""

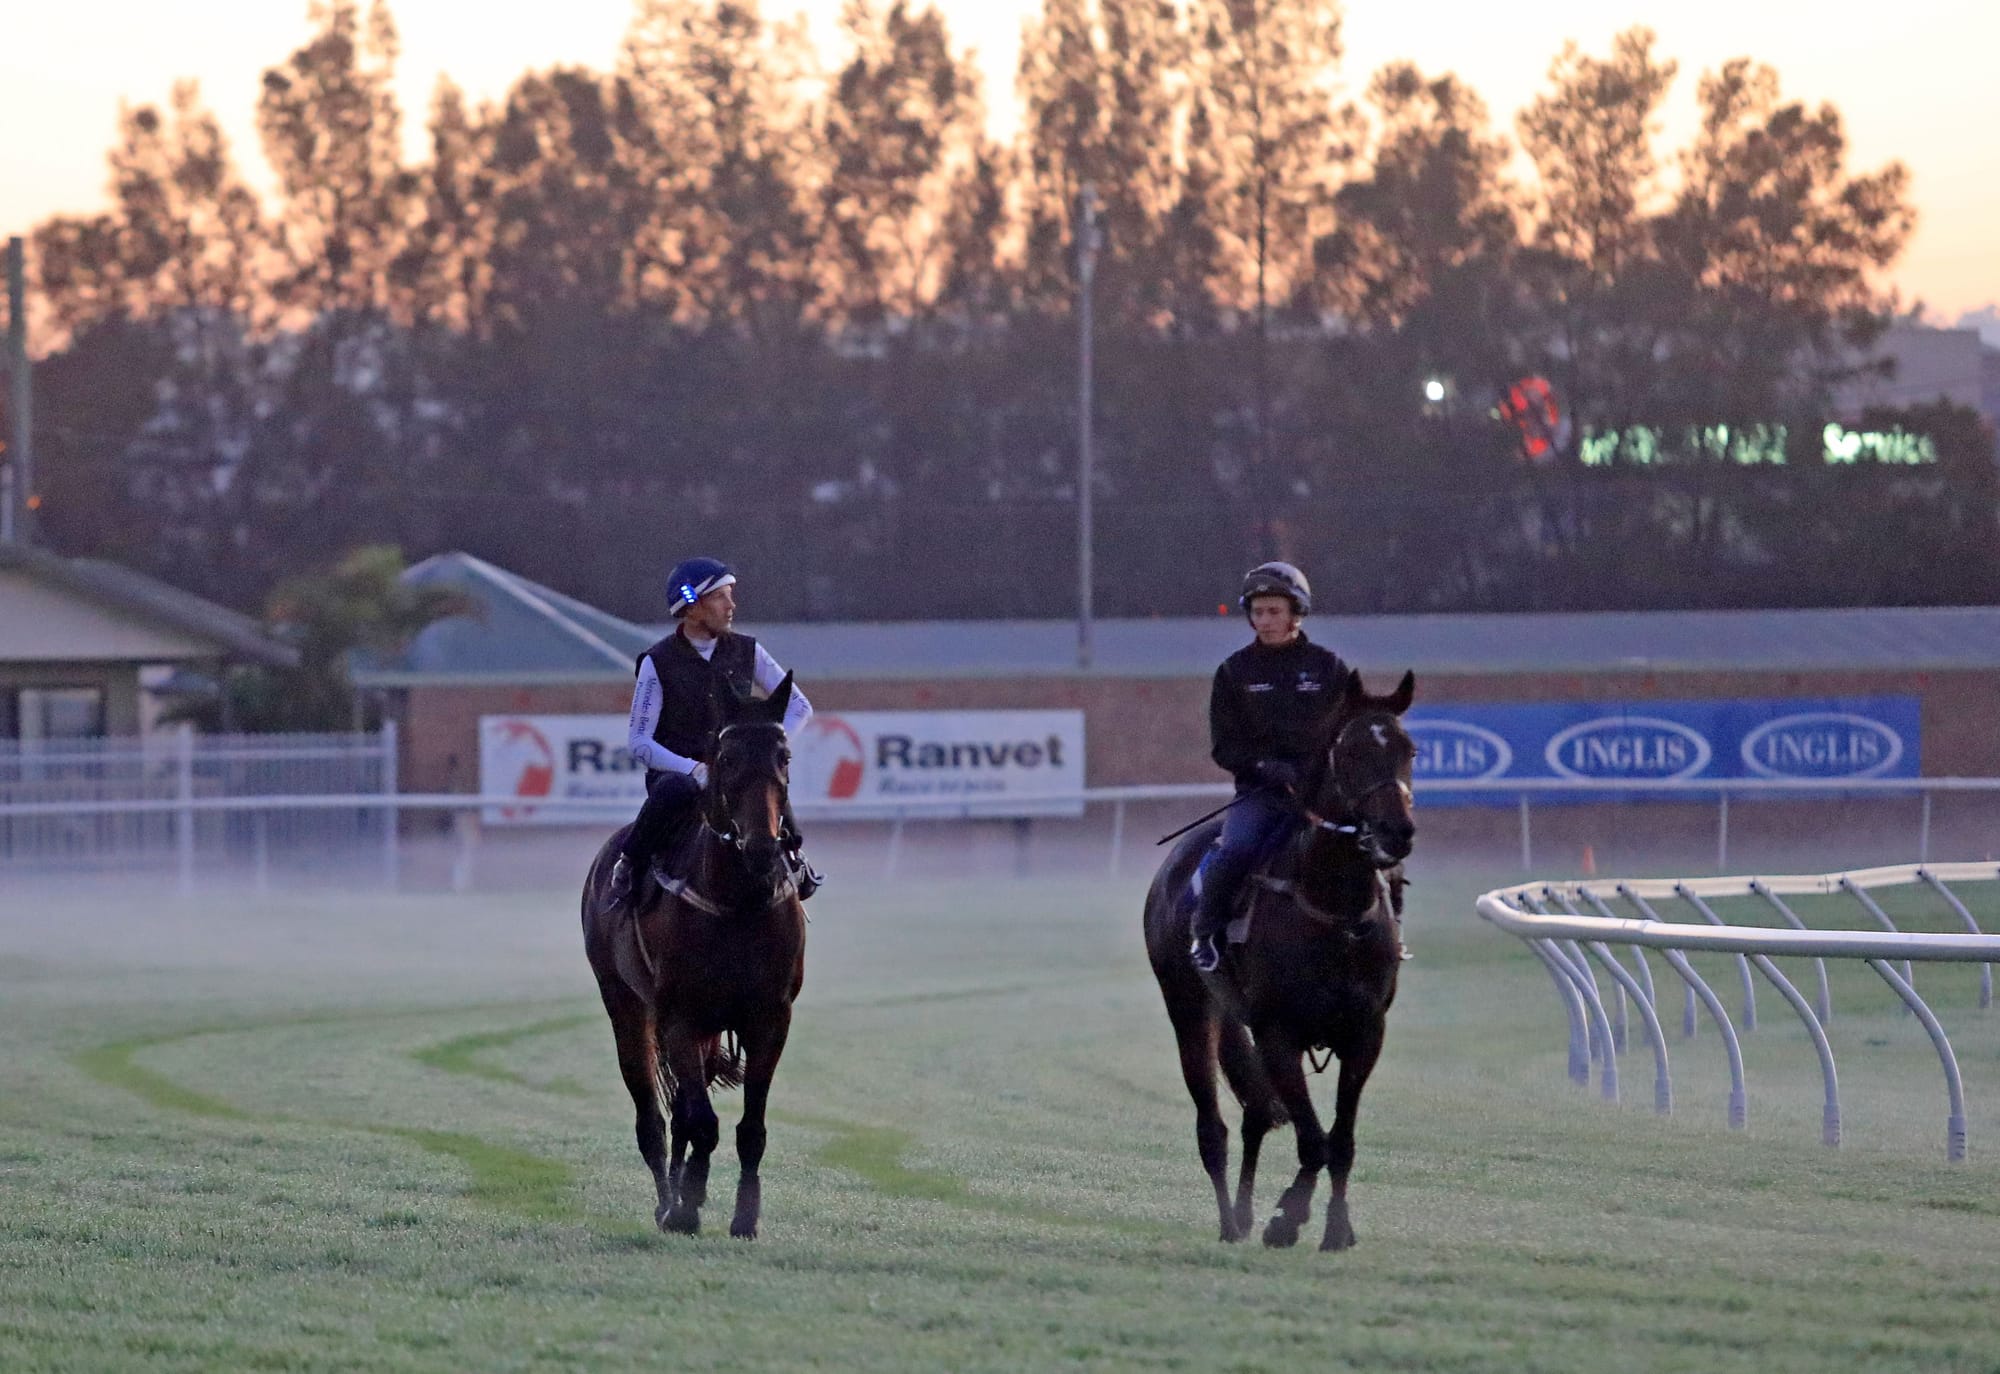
xmin=11 ymin=687 xmax=107 ymax=742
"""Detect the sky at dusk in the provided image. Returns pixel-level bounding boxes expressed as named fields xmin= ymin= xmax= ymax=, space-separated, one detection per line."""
xmin=3 ymin=0 xmax=1995 ymax=324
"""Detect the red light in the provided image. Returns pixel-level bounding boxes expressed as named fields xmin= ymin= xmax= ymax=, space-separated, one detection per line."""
xmin=24 ymin=494 xmax=41 ymax=510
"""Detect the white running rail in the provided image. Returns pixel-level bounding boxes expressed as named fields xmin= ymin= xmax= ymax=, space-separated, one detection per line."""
xmin=1477 ymin=863 xmax=2000 ymax=1161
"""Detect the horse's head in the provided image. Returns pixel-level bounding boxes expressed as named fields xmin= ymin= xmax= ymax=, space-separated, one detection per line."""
xmin=1308 ymin=669 xmax=1417 ymax=869
xmin=707 ymin=673 xmax=796 ymax=894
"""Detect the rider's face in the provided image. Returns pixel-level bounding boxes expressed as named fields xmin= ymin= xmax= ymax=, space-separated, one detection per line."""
xmin=1248 ymin=596 xmax=1301 ymax=646
xmin=685 ymin=584 xmax=736 ymax=636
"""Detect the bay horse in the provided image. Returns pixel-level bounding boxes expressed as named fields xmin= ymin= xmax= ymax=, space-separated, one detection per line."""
xmin=580 ymin=676 xmax=806 ymax=1237
xmin=1143 ymin=669 xmax=1416 ymax=1251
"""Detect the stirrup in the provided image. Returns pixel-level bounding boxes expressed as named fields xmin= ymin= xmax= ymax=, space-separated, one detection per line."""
xmin=790 ymin=852 xmax=823 ymax=901
xmin=1188 ymin=933 xmax=1221 ymax=974
xmin=601 ymin=855 xmax=636 ymax=914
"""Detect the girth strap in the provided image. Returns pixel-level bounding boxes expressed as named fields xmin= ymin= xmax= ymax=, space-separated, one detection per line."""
xmin=1251 ymin=874 xmax=1361 ymax=932
xmin=652 ymin=869 xmax=798 ymax=916
xmin=657 ymin=874 xmax=728 ymax=917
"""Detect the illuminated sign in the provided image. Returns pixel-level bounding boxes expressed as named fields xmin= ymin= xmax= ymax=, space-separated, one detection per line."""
xmin=1577 ymin=423 xmax=1937 ymax=468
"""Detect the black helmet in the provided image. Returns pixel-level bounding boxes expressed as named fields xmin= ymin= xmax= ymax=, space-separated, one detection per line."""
xmin=1239 ymin=561 xmax=1312 ymax=616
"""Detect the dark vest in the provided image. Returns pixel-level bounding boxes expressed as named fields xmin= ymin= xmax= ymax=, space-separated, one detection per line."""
xmin=639 ymin=631 xmax=759 ymax=766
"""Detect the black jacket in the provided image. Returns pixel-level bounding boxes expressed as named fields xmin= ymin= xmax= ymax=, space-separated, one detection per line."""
xmin=1209 ymin=631 xmax=1350 ymax=789
xmin=639 ymin=630 xmax=759 ymax=766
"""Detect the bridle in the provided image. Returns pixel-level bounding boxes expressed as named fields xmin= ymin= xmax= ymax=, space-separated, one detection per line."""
xmin=1301 ymin=711 xmax=1412 ymax=856
xmin=703 ymin=722 xmax=790 ymax=856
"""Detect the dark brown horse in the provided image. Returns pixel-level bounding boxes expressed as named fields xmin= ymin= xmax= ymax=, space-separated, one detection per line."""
xmin=1144 ymin=669 xmax=1416 ymax=1251
xmin=580 ymin=676 xmax=806 ymax=1237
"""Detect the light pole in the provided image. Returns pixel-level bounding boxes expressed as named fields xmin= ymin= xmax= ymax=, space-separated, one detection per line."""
xmin=3 ymin=237 xmax=31 ymax=545
xmin=1075 ymin=185 xmax=1101 ymax=669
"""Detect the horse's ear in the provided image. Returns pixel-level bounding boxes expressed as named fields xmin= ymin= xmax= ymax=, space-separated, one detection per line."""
xmin=765 ymin=671 xmax=795 ymax=725
xmin=1388 ymin=669 xmax=1415 ymax=714
xmin=1342 ymin=668 xmax=1366 ymax=709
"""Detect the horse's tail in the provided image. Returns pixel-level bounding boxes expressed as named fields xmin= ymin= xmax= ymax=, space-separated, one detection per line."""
xmin=656 ymin=1033 xmax=747 ymax=1097
xmin=704 ymin=1033 xmax=747 ymax=1090
xmin=1217 ymin=1016 xmax=1289 ymax=1125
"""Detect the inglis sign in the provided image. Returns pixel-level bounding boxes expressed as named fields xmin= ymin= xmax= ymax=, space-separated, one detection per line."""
xmin=1405 ymin=695 xmax=1920 ymax=803
xmin=479 ymin=710 xmax=1086 ymax=824
xmin=1545 ymin=716 xmax=1713 ymax=781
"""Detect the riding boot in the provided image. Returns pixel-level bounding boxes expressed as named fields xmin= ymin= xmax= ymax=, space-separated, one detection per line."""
xmin=1189 ymin=849 xmax=1252 ymax=972
xmin=780 ymin=797 xmax=822 ymax=901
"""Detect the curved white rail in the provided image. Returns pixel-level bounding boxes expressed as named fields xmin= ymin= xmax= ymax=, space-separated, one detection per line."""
xmin=1477 ymin=863 xmax=2000 ymax=1161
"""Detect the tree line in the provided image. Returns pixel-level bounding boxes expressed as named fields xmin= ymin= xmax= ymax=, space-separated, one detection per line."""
xmin=15 ymin=0 xmax=1993 ymax=623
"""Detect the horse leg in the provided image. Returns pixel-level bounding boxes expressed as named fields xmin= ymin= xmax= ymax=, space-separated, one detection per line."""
xmin=1257 ymin=1033 xmax=1326 ymax=1250
xmin=729 ymin=1006 xmax=792 ymax=1240
xmin=598 ymin=979 xmax=672 ymax=1227
xmin=659 ymin=1023 xmax=720 ymax=1236
xmin=1217 ymin=1016 xmax=1276 ymax=1241
xmin=1320 ymin=1026 xmax=1384 ymax=1253
xmin=1166 ymin=1001 xmax=1239 ymax=1241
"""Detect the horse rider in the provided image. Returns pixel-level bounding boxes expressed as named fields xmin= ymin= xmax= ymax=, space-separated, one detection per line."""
xmin=602 ymin=557 xmax=821 ymax=913
xmin=1188 ymin=561 xmax=1350 ymax=972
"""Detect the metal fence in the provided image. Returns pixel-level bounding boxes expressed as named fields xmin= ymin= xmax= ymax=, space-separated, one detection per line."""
xmin=13 ymin=740 xmax=2000 ymax=893
xmin=1477 ymin=863 xmax=2000 ymax=1161
xmin=0 ymin=724 xmax=396 ymax=878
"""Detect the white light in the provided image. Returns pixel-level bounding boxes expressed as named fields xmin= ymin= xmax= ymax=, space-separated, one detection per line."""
xmin=1423 ymin=379 xmax=1446 ymax=404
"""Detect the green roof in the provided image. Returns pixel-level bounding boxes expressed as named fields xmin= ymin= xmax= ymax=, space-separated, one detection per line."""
xmin=353 ymin=552 xmax=654 ymax=682
xmin=354 ymin=551 xmax=2000 ymax=685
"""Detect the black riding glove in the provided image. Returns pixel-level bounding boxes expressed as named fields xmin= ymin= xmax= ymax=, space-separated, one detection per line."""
xmin=1252 ymin=759 xmax=1301 ymax=792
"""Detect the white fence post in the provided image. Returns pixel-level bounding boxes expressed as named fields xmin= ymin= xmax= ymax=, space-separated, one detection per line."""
xmin=450 ymin=807 xmax=479 ymax=894
xmin=379 ymin=719 xmax=399 ymax=892
xmin=175 ymin=722 xmax=195 ymax=896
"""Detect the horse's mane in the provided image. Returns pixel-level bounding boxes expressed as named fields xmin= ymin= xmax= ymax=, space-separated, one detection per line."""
xmin=1299 ymin=669 xmax=1365 ymax=802
xmin=1299 ymin=669 xmax=1412 ymax=804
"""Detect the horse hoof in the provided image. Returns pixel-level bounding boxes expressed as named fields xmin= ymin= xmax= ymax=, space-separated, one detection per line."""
xmin=1319 ymin=1227 xmax=1357 ymax=1253
xmin=663 ymin=1205 xmax=701 ymax=1235
xmin=730 ymin=1216 xmax=758 ymax=1241
xmin=1218 ymin=1220 xmax=1243 ymax=1244
xmin=1261 ymin=1215 xmax=1301 ymax=1249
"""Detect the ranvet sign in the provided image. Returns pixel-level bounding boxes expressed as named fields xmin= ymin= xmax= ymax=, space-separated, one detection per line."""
xmin=480 ymin=710 xmax=1085 ymax=824
xmin=1405 ymin=696 xmax=1920 ymax=804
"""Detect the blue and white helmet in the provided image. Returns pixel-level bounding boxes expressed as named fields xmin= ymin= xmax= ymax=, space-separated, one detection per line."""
xmin=1239 ymin=561 xmax=1312 ymax=616
xmin=666 ymin=557 xmax=737 ymax=619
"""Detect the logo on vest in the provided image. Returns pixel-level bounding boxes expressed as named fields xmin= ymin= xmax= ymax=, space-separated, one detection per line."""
xmin=1408 ymin=720 xmax=1514 ymax=782
xmin=1545 ymin=716 xmax=1712 ymax=780
xmin=1741 ymin=713 xmax=1904 ymax=779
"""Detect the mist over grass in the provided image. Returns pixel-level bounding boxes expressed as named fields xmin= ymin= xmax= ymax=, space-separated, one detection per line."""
xmin=2 ymin=863 xmax=1998 ymax=1372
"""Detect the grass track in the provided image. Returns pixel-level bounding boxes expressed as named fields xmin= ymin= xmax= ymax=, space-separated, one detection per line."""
xmin=4 ymin=868 xmax=2000 ymax=1372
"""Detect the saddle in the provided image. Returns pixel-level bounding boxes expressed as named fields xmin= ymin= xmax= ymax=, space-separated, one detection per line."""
xmin=1189 ymin=836 xmax=1406 ymax=949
